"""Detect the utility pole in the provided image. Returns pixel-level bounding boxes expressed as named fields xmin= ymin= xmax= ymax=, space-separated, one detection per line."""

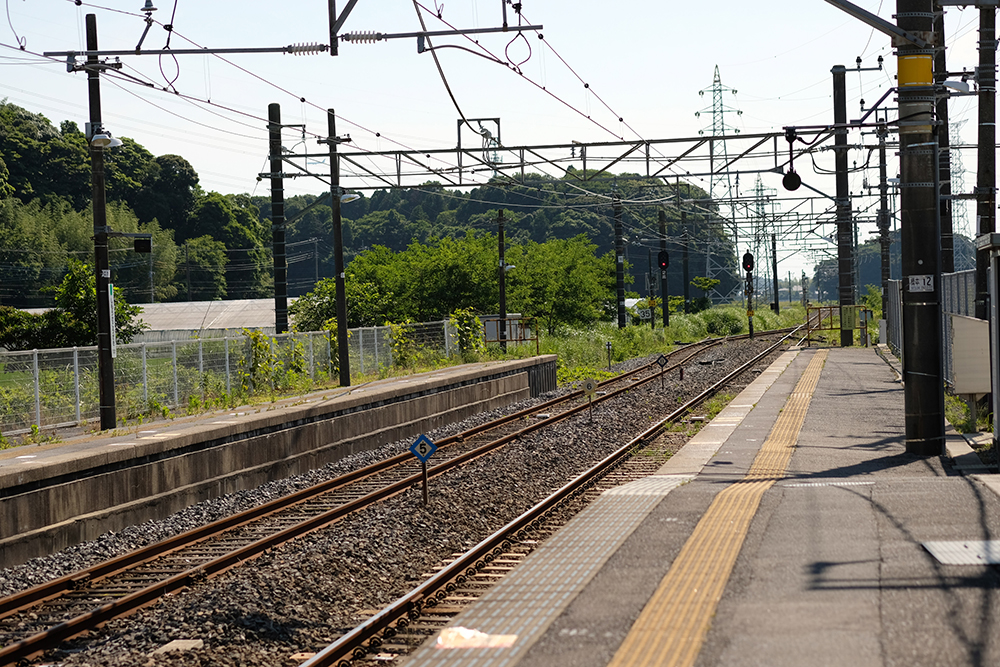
xmin=878 ymin=122 xmax=892 ymax=317
xmin=614 ymin=196 xmax=625 ymax=328
xmin=898 ymin=0 xmax=945 ymax=455
xmin=771 ymin=233 xmax=779 ymax=313
xmin=935 ymin=10 xmax=955 ymax=272
xmin=268 ymin=103 xmax=289 ymax=334
xmin=976 ymin=2 xmax=997 ymax=320
xmin=321 ymin=109 xmax=351 ymax=386
xmin=149 ymin=238 xmax=154 ymax=303
xmin=646 ymin=246 xmax=656 ymax=330
xmin=185 ymin=242 xmax=191 ymax=298
xmin=659 ymin=209 xmax=669 ymax=327
xmin=86 ymin=14 xmax=116 ymax=431
xmin=682 ymin=210 xmax=690 ymax=314
xmin=833 ymin=64 xmax=855 ymax=346
xmin=498 ymin=209 xmax=507 ymax=351
xmin=314 ymin=237 xmax=320 ymax=285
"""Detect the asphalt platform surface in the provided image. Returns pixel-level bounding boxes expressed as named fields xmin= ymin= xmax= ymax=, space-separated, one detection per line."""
xmin=404 ymin=347 xmax=1000 ymax=667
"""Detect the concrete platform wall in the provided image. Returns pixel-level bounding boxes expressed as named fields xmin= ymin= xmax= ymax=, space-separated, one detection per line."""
xmin=0 ymin=356 xmax=557 ymax=567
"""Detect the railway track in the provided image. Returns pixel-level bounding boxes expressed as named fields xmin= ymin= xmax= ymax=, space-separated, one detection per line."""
xmin=299 ymin=328 xmax=800 ymax=666
xmin=0 ymin=329 xmax=796 ymax=666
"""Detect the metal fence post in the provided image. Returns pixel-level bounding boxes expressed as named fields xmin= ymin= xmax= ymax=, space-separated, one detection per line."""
xmin=198 ymin=339 xmax=204 ymax=398
xmin=309 ymin=333 xmax=315 ymax=380
xmin=172 ymin=340 xmax=179 ymax=407
xmin=33 ymin=349 xmax=41 ymax=428
xmin=358 ymin=328 xmax=365 ymax=375
xmin=73 ymin=347 xmax=81 ymax=424
xmin=142 ymin=342 xmax=148 ymax=404
xmin=225 ymin=336 xmax=231 ymax=396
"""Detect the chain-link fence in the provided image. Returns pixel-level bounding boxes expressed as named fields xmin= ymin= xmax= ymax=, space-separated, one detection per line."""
xmin=940 ymin=270 xmax=977 ymax=388
xmin=884 ymin=270 xmax=976 ymax=378
xmin=1 ymin=320 xmax=460 ymax=436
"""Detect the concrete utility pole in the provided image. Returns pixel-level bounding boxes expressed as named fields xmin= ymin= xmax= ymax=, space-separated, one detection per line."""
xmin=658 ymin=209 xmax=669 ymax=327
xmin=85 ymin=14 xmax=116 ymax=431
xmin=935 ymin=11 xmax=955 ymax=272
xmin=976 ymin=2 xmax=997 ymax=320
xmin=898 ymin=0 xmax=945 ymax=455
xmin=268 ymin=103 xmax=289 ymax=334
xmin=833 ymin=64 xmax=855 ymax=347
xmin=498 ymin=209 xmax=507 ymax=352
xmin=772 ymin=233 xmax=779 ymax=313
xmin=878 ymin=122 xmax=892 ymax=318
xmin=321 ymin=109 xmax=351 ymax=387
xmin=614 ymin=196 xmax=625 ymax=328
xmin=682 ymin=210 xmax=690 ymax=314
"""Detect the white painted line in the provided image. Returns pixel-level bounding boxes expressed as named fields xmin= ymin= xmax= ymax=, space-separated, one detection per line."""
xmin=15 ymin=455 xmax=36 ymax=459
xmin=784 ymin=480 xmax=875 ymax=488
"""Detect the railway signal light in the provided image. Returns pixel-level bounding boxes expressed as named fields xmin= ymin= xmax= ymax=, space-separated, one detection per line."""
xmin=742 ymin=251 xmax=754 ymax=272
xmin=657 ymin=250 xmax=669 ymax=270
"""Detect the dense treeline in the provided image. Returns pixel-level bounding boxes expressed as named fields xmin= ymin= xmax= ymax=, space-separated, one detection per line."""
xmin=811 ymin=230 xmax=976 ymax=301
xmin=0 ymin=102 xmax=269 ymax=306
xmin=289 ymin=233 xmax=616 ymax=334
xmin=256 ymin=178 xmax=738 ymax=303
xmin=0 ymin=100 xmax=737 ymax=325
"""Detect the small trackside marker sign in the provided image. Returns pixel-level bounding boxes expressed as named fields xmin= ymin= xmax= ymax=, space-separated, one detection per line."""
xmin=410 ymin=434 xmax=436 ymax=463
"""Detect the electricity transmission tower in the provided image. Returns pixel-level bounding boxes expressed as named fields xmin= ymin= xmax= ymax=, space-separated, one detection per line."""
xmin=949 ymin=119 xmax=969 ymax=241
xmin=695 ymin=65 xmax=745 ymax=297
xmin=750 ymin=175 xmax=778 ymax=304
xmin=695 ymin=65 xmax=743 ymax=203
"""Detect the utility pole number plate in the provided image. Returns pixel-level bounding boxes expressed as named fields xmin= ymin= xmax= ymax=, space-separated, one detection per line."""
xmin=908 ymin=275 xmax=933 ymax=293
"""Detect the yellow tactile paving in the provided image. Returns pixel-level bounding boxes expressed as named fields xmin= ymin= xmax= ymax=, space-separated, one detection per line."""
xmin=608 ymin=349 xmax=827 ymax=667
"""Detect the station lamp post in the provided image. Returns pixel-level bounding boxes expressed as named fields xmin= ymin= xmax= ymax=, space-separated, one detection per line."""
xmin=84 ymin=13 xmax=125 ymax=431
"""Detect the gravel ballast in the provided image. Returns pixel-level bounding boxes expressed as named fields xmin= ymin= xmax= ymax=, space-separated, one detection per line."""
xmin=0 ymin=341 xmax=785 ymax=666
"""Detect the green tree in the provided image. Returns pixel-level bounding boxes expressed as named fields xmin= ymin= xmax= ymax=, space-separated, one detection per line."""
xmin=0 ymin=259 xmax=146 ymax=350
xmin=507 ymin=235 xmax=615 ymax=334
xmin=190 ymin=192 xmax=269 ymax=299
xmin=133 ymin=154 xmax=200 ymax=237
xmin=0 ymin=102 xmax=90 ymax=207
xmin=690 ymin=276 xmax=721 ymax=313
xmin=52 ymin=259 xmax=147 ymax=345
xmin=178 ymin=235 xmax=228 ymax=301
xmin=289 ymin=275 xmax=395 ymax=331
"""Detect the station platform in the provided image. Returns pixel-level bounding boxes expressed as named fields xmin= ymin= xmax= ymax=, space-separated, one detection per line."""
xmin=401 ymin=346 xmax=1000 ymax=667
xmin=0 ymin=356 xmax=557 ymax=568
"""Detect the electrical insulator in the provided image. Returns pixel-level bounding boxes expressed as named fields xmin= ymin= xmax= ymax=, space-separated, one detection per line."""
xmin=657 ymin=250 xmax=669 ymax=270
xmin=286 ymin=43 xmax=326 ymax=56
xmin=742 ymin=251 xmax=754 ymax=272
xmin=341 ymin=31 xmax=385 ymax=43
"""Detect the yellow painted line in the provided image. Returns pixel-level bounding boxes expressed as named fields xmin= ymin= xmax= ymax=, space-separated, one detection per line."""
xmin=608 ymin=350 xmax=827 ymax=667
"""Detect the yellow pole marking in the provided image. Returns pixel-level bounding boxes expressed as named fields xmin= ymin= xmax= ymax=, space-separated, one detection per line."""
xmin=608 ymin=350 xmax=827 ymax=667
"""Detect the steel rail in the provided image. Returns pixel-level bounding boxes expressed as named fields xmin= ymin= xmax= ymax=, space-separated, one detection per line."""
xmin=0 ymin=329 xmax=794 ymax=665
xmin=301 ymin=328 xmax=799 ymax=666
xmin=0 ymin=338 xmax=716 ymax=622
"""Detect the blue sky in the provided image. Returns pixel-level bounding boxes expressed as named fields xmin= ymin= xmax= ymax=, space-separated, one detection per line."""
xmin=0 ymin=1 xmax=987 ymax=274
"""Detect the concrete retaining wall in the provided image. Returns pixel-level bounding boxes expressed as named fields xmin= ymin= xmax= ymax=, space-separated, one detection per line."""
xmin=0 ymin=356 xmax=557 ymax=567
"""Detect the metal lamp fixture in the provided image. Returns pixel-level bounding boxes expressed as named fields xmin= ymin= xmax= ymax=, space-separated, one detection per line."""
xmin=91 ymin=131 xmax=123 ymax=149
